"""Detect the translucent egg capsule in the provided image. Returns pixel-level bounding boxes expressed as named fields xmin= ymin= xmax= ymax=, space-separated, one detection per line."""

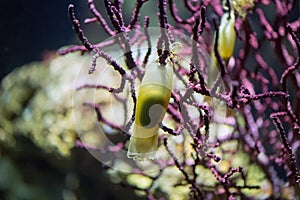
xmin=217 ymin=9 xmax=236 ymax=61
xmin=127 ymin=61 xmax=173 ymax=160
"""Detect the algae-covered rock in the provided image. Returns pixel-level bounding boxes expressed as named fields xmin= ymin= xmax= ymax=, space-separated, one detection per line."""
xmin=0 ymin=52 xmax=88 ymax=156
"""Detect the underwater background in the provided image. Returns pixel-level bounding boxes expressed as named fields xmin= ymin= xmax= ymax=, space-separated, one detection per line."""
xmin=1 ymin=0 xmax=300 ymax=199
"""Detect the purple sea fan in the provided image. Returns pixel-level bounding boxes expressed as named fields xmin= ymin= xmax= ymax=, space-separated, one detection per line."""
xmin=60 ymin=0 xmax=300 ymax=199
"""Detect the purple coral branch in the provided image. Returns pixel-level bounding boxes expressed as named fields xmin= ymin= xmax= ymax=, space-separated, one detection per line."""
xmin=254 ymin=53 xmax=278 ymax=87
xmin=157 ymin=0 xmax=170 ymax=65
xmin=75 ymin=75 xmax=126 ymax=96
xmin=87 ymin=0 xmax=115 ymax=35
xmin=184 ymin=0 xmax=199 ymax=12
xmin=206 ymin=153 xmax=221 ymax=162
xmin=142 ymin=16 xmax=152 ymax=67
xmin=128 ymin=0 xmax=148 ymax=29
xmin=256 ymin=8 xmax=278 ymax=40
xmin=168 ymin=0 xmax=189 ymax=24
xmin=104 ymin=0 xmax=137 ymax=69
xmin=58 ymin=45 xmax=88 ymax=55
xmin=239 ymin=91 xmax=288 ymax=104
xmin=104 ymin=0 xmax=122 ymax=32
xmin=111 ymin=5 xmax=125 ymax=28
xmin=280 ymin=25 xmax=300 ymax=91
xmin=83 ymin=102 xmax=123 ymax=131
xmin=121 ymin=76 xmax=137 ymax=133
xmin=76 ymin=84 xmax=112 ymax=92
xmin=190 ymin=7 xmax=210 ymax=96
xmin=58 ymin=40 xmax=116 ymax=56
xmin=186 ymin=101 xmax=210 ymax=143
xmin=163 ymin=137 xmax=203 ymax=198
xmin=67 ymin=4 xmax=128 ymax=76
xmin=68 ymin=4 xmax=94 ymax=51
xmin=158 ymin=122 xmax=184 ymax=136
xmin=212 ymin=19 xmax=227 ymax=78
xmin=89 ymin=48 xmax=126 ymax=75
xmin=207 ymin=160 xmax=242 ymax=184
xmin=271 ymin=114 xmax=300 ymax=186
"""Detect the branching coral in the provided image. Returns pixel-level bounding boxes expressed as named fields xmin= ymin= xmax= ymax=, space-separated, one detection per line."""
xmin=59 ymin=0 xmax=300 ymax=199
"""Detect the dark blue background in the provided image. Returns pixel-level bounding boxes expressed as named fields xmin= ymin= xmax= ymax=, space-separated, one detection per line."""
xmin=0 ymin=0 xmax=76 ymax=79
